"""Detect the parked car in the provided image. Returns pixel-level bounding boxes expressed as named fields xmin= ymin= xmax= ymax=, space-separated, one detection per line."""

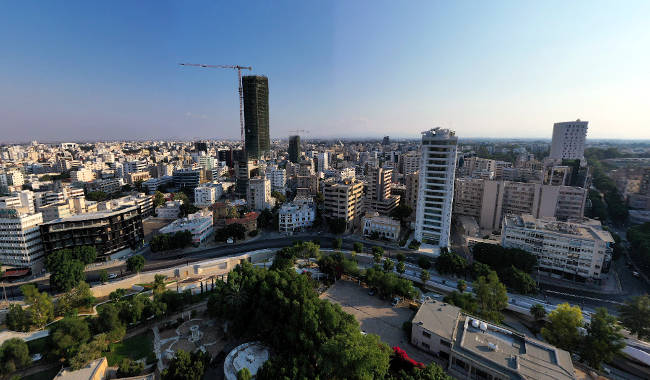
xmin=108 ymin=273 xmax=118 ymax=279
xmin=632 ymin=271 xmax=640 ymax=278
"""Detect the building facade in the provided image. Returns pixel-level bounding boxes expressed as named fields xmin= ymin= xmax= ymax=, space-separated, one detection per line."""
xmin=159 ymin=210 xmax=214 ymax=245
xmin=278 ymin=198 xmax=316 ymax=234
xmin=288 ymin=135 xmax=301 ymax=163
xmin=40 ymin=205 xmax=144 ymax=260
xmin=501 ymin=214 xmax=613 ymax=281
xmin=362 ymin=212 xmax=401 ymax=241
xmin=247 ymin=177 xmax=273 ymax=211
xmin=365 ymin=167 xmax=400 ymax=215
xmin=323 ymin=179 xmax=364 ymax=232
xmin=415 ymin=128 xmax=457 ymax=249
xmin=242 ymin=75 xmax=270 ymax=159
xmin=0 ymin=209 xmax=44 ymax=268
xmin=549 ymin=120 xmax=588 ymax=161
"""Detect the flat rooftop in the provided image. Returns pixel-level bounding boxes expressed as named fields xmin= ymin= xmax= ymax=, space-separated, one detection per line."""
xmin=44 ymin=205 xmax=139 ymax=224
xmin=454 ymin=316 xmax=575 ymax=380
xmin=412 ymin=300 xmax=460 ymax=341
xmin=504 ymin=214 xmax=613 ymax=243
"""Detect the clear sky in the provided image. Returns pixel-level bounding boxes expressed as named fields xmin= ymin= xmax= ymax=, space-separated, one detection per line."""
xmin=1 ymin=1 xmax=649 ymax=142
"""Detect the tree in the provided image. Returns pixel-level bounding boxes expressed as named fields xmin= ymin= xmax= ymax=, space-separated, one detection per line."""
xmin=153 ymin=274 xmax=167 ymax=297
xmin=237 ymin=368 xmax=252 ymax=380
xmin=99 ymin=269 xmax=109 ymax=284
xmin=501 ymin=265 xmax=537 ymax=294
xmin=97 ymin=303 xmax=124 ymax=333
xmin=383 ymin=259 xmax=395 ymax=273
xmin=618 ymin=294 xmax=650 ymax=340
xmin=86 ymin=191 xmax=108 ymax=202
xmin=0 ymin=338 xmax=31 ymax=375
xmin=372 ymin=246 xmax=384 ymax=256
xmin=353 ymin=242 xmax=364 ymax=253
xmin=153 ymin=191 xmax=166 ymax=208
xmin=161 ymin=350 xmax=210 ymax=380
xmin=579 ymin=308 xmax=625 ymax=370
xmin=20 ymin=284 xmax=54 ymax=328
xmin=444 ymin=291 xmax=478 ymax=314
xmin=317 ymin=332 xmax=391 ymax=379
xmin=127 ymin=255 xmax=145 ymax=273
xmin=4 ymin=304 xmax=30 ymax=332
xmin=541 ymin=303 xmax=584 ymax=352
xmin=420 ymin=269 xmax=430 ymax=283
xmin=473 ymin=271 xmax=508 ymax=323
xmin=530 ymin=303 xmax=547 ymax=322
xmin=397 ymin=261 xmax=406 ymax=274
xmin=333 ymin=238 xmax=343 ymax=249
xmin=257 ymin=209 xmax=275 ymax=230
xmin=56 ymin=281 xmax=94 ymax=316
xmin=50 ymin=317 xmax=91 ymax=360
xmin=374 ymin=252 xmax=383 ymax=264
xmin=390 ymin=204 xmax=413 ymax=223
xmin=69 ymin=334 xmax=109 ymax=370
xmin=215 ymin=223 xmax=247 ymax=242
xmin=456 ymin=279 xmax=467 ymax=293
xmin=417 ymin=256 xmax=431 ymax=269
xmin=118 ymin=358 xmax=145 ymax=378
xmin=271 ymin=191 xmax=286 ymax=204
xmin=435 ymin=251 xmax=467 ymax=276
xmin=45 ymin=246 xmax=97 ymax=291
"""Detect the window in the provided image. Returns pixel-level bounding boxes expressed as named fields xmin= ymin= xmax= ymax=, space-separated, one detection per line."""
xmin=422 ymin=342 xmax=430 ymax=349
xmin=423 ymin=331 xmax=431 ymax=338
xmin=441 ymin=339 xmax=451 ymax=347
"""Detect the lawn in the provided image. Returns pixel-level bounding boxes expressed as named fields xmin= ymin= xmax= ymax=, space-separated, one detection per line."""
xmin=105 ymin=331 xmax=155 ymax=366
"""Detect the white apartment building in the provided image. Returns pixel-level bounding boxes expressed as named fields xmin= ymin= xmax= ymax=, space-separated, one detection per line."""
xmin=266 ymin=167 xmax=286 ymax=194
xmin=71 ymin=168 xmax=95 ymax=183
xmin=14 ymin=190 xmax=35 ymax=214
xmin=247 ymin=177 xmax=274 ymax=210
xmin=415 ymin=128 xmax=457 ymax=250
xmin=549 ymin=120 xmax=588 ymax=161
xmin=0 ymin=209 xmax=44 ymax=268
xmin=401 ymin=151 xmax=420 ymax=175
xmin=194 ymin=186 xmax=217 ymax=208
xmin=159 ymin=210 xmax=214 ymax=245
xmin=317 ymin=152 xmax=329 ymax=173
xmin=278 ymin=198 xmax=316 ymax=234
xmin=502 ymin=214 xmax=613 ymax=281
xmin=362 ymin=212 xmax=401 ymax=241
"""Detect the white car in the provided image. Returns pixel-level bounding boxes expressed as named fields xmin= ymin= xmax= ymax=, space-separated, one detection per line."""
xmin=108 ymin=273 xmax=118 ymax=279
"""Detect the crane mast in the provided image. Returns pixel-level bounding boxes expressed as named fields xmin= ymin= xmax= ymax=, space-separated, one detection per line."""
xmin=179 ymin=63 xmax=252 ymax=150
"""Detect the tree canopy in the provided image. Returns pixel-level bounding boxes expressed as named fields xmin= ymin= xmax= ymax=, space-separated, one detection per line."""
xmin=580 ymin=308 xmax=625 ymax=370
xmin=618 ymin=294 xmax=650 ymax=340
xmin=541 ymin=303 xmax=584 ymax=352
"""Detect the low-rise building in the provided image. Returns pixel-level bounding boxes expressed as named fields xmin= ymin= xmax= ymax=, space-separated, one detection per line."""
xmin=87 ymin=178 xmax=122 ymax=194
xmin=501 ymin=214 xmax=613 ymax=282
xmin=0 ymin=209 xmax=44 ymax=268
xmin=40 ymin=201 xmax=72 ymax=222
xmin=278 ymin=198 xmax=316 ymax=234
xmin=247 ymin=177 xmax=274 ymax=210
xmin=159 ymin=210 xmax=214 ymax=245
xmin=411 ymin=301 xmax=576 ymax=380
xmin=362 ymin=212 xmax=401 ymax=241
xmin=54 ymin=357 xmax=107 ymax=380
xmin=156 ymin=200 xmax=182 ymax=219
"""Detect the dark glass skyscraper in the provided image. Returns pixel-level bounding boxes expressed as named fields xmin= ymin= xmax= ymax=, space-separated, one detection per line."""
xmin=242 ymin=75 xmax=270 ymax=159
xmin=288 ymin=135 xmax=300 ymax=163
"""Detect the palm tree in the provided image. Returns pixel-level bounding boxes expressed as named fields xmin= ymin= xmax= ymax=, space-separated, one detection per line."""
xmin=420 ymin=269 xmax=430 ymax=283
xmin=530 ymin=303 xmax=547 ymax=322
xmin=396 ymin=261 xmax=406 ymax=274
xmin=457 ymin=279 xmax=467 ymax=293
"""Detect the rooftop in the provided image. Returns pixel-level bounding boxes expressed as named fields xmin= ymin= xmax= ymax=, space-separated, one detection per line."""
xmin=54 ymin=357 xmax=107 ymax=380
xmin=412 ymin=300 xmax=460 ymax=341
xmin=43 ymin=204 xmax=139 ymax=224
xmin=504 ymin=214 xmax=613 ymax=243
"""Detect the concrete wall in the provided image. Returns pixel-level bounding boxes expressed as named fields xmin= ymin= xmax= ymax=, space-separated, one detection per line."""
xmin=90 ymin=249 xmax=274 ymax=298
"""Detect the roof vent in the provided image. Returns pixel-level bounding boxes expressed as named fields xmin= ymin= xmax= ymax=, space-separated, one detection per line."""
xmin=471 ymin=319 xmax=480 ymax=329
xmin=488 ymin=342 xmax=498 ymax=351
xmin=480 ymin=322 xmax=488 ymax=332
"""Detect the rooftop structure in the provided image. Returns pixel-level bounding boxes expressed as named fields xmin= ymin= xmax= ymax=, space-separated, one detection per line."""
xmin=411 ymin=301 xmax=576 ymax=380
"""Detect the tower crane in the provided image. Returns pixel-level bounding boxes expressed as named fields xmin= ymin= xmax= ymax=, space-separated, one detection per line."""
xmin=179 ymin=63 xmax=252 ymax=149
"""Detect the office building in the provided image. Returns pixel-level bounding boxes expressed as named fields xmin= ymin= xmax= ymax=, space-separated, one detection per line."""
xmin=365 ymin=167 xmax=400 ymax=215
xmin=414 ymin=128 xmax=457 ymax=249
xmin=0 ymin=209 xmax=44 ymax=268
xmin=549 ymin=120 xmax=588 ymax=162
xmin=172 ymin=168 xmax=202 ymax=197
xmin=323 ymin=179 xmax=364 ymax=232
xmin=411 ymin=301 xmax=575 ymax=380
xmin=242 ymin=75 xmax=270 ymax=159
xmin=502 ymin=214 xmax=613 ymax=281
xmin=40 ymin=205 xmax=144 ymax=260
xmin=288 ymin=135 xmax=301 ymax=163
xmin=453 ymin=179 xmax=588 ymax=231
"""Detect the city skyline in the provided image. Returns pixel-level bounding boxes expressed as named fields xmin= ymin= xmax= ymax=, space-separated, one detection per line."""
xmin=1 ymin=1 xmax=649 ymax=142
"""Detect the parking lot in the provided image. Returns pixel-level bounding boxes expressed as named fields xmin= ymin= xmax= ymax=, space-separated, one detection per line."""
xmin=320 ymin=280 xmax=436 ymax=364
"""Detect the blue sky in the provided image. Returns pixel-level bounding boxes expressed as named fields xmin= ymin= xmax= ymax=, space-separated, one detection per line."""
xmin=1 ymin=1 xmax=648 ymax=142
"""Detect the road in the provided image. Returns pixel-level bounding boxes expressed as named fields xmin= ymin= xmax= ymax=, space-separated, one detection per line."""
xmin=1 ymin=233 xmax=408 ymax=298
